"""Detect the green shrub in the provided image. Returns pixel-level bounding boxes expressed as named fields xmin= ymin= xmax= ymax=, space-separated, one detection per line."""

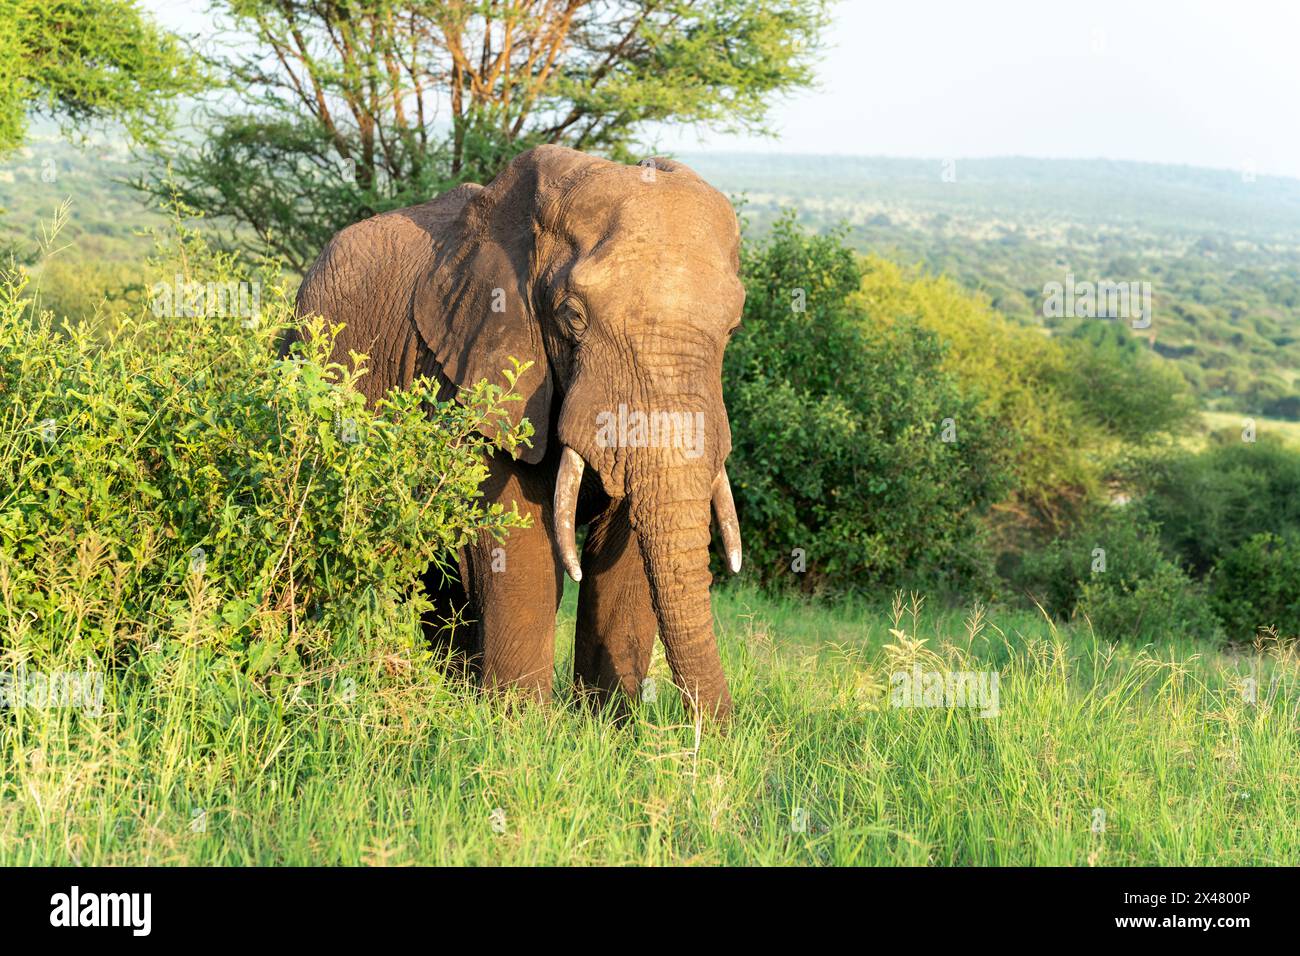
xmin=1209 ymin=532 xmax=1300 ymax=641
xmin=855 ymin=259 xmax=1199 ymax=573
xmin=1076 ymin=562 xmax=1221 ymax=644
xmin=1013 ymin=506 xmax=1220 ymax=642
xmin=855 ymin=257 xmax=1101 ymax=530
xmin=1055 ymin=321 xmax=1197 ymax=447
xmin=0 ymin=210 xmax=528 ymax=687
xmin=1013 ymin=507 xmax=1158 ymax=613
xmin=1140 ymin=433 xmax=1300 ymax=575
xmin=725 ymin=214 xmax=1016 ymax=592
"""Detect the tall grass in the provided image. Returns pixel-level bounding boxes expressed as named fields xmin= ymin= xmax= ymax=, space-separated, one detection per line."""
xmin=2 ymin=578 xmax=1295 ymax=865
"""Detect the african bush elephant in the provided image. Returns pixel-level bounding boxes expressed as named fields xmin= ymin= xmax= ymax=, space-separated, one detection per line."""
xmin=289 ymin=145 xmax=744 ymax=719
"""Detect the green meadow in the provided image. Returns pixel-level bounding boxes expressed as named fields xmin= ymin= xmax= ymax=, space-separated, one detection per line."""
xmin=3 ymin=582 xmax=1294 ymax=866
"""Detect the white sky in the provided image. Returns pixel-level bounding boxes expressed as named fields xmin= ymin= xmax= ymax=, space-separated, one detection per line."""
xmin=652 ymin=0 xmax=1300 ymax=180
xmin=145 ymin=0 xmax=1300 ymax=179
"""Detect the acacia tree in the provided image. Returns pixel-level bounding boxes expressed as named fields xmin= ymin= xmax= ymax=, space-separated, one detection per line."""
xmin=0 ymin=0 xmax=204 ymax=157
xmin=146 ymin=0 xmax=831 ymax=269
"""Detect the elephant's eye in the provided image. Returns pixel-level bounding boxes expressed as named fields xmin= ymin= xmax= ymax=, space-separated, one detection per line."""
xmin=559 ymin=298 xmax=588 ymax=338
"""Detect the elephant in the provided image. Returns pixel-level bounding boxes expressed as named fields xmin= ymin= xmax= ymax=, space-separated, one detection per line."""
xmin=286 ymin=145 xmax=745 ymax=720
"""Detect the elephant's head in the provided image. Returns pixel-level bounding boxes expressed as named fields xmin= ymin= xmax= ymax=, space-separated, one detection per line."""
xmin=413 ymin=145 xmax=744 ymax=718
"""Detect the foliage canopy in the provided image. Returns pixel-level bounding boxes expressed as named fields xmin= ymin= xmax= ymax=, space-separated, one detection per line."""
xmin=146 ymin=0 xmax=831 ymax=269
xmin=0 ymin=0 xmax=203 ymax=158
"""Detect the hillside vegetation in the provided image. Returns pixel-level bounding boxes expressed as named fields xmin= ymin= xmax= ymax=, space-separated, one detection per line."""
xmin=7 ymin=139 xmax=1300 ymax=419
xmin=688 ymin=153 xmax=1300 ymax=420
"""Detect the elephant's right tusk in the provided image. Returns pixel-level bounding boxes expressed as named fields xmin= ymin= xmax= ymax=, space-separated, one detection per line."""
xmin=712 ymin=466 xmax=742 ymax=574
xmin=554 ymin=446 xmax=585 ymax=582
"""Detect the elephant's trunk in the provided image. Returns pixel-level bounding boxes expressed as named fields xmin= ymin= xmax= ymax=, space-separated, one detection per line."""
xmin=631 ymin=491 xmax=732 ymax=720
xmin=552 ymin=437 xmax=740 ymax=721
xmin=553 ymin=446 xmax=740 ymax=581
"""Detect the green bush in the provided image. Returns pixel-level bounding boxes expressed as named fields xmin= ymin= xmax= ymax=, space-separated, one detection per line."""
xmin=725 ymin=214 xmax=1016 ymax=592
xmin=1076 ymin=562 xmax=1221 ymax=644
xmin=1140 ymin=433 xmax=1300 ymax=575
xmin=1209 ymin=532 xmax=1300 ymax=641
xmin=855 ymin=257 xmax=1102 ymax=530
xmin=0 ymin=211 xmax=527 ymax=687
xmin=1056 ymin=321 xmax=1197 ymax=447
xmin=1013 ymin=506 xmax=1220 ymax=642
xmin=1013 ymin=507 xmax=1157 ymax=614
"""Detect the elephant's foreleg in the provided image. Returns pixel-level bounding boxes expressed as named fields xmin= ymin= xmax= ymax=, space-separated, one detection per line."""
xmin=574 ymin=497 xmax=658 ymax=714
xmin=468 ymin=457 xmax=563 ymax=702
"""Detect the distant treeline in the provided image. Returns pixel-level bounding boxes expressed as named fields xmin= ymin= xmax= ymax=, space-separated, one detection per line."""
xmin=690 ymin=153 xmax=1300 ymax=420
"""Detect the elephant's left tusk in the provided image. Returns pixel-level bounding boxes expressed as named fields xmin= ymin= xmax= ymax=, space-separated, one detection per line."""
xmin=712 ymin=466 xmax=742 ymax=574
xmin=554 ymin=446 xmax=585 ymax=582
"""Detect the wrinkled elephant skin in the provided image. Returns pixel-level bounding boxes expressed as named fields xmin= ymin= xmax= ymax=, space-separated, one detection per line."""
xmin=287 ymin=146 xmax=745 ymax=721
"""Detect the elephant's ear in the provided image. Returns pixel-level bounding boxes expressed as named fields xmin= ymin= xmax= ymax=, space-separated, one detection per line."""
xmin=413 ymin=146 xmax=599 ymax=464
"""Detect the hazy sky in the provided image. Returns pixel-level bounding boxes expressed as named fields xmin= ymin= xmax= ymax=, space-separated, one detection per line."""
xmin=146 ymin=0 xmax=1300 ymax=179
xmin=652 ymin=0 xmax=1300 ymax=179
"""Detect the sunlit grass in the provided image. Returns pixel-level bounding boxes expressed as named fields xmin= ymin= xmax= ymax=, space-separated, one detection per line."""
xmin=2 ymin=580 xmax=1296 ymax=866
xmin=1197 ymin=411 xmax=1300 ymax=449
